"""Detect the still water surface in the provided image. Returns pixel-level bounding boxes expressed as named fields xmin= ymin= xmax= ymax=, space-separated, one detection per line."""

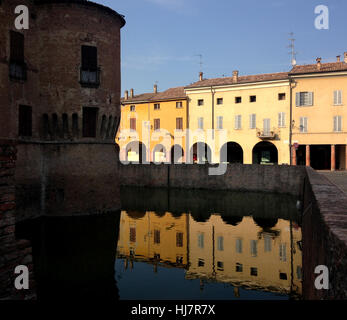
xmin=16 ymin=187 xmax=302 ymax=300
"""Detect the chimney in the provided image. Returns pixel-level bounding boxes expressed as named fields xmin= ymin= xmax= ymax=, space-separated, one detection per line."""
xmin=344 ymin=52 xmax=347 ymax=63
xmin=130 ymin=88 xmax=134 ymax=98
xmin=154 ymin=84 xmax=158 ymax=94
xmin=337 ymin=55 xmax=341 ymax=62
xmin=199 ymin=72 xmax=203 ymax=81
xmin=124 ymin=90 xmax=128 ymax=100
xmin=233 ymin=70 xmax=239 ymax=83
xmin=316 ymin=57 xmax=322 ymax=70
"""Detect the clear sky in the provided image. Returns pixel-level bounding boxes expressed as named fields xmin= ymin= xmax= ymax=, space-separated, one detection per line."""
xmin=95 ymin=0 xmax=347 ymax=95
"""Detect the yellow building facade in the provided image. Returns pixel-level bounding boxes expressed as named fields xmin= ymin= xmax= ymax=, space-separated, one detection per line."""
xmin=118 ymin=86 xmax=188 ymax=163
xmin=185 ymin=72 xmax=291 ymax=164
xmin=117 ymin=52 xmax=347 ymax=170
xmin=290 ymin=55 xmax=347 ymax=170
xmin=187 ymin=214 xmax=302 ymax=296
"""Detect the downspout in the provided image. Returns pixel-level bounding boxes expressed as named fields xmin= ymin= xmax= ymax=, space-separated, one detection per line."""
xmin=211 ymin=86 xmax=215 ymax=140
xmin=289 ymin=77 xmax=293 ymax=165
xmin=186 ymin=96 xmax=190 ymax=163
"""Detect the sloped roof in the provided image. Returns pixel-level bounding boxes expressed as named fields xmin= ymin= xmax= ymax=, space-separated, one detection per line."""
xmin=289 ymin=61 xmax=347 ymax=75
xmin=185 ymin=72 xmax=289 ymax=89
xmin=122 ymin=87 xmax=187 ymax=104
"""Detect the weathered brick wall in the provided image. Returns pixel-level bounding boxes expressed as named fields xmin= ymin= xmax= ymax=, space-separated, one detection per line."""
xmin=119 ymin=163 xmax=306 ymax=196
xmin=302 ymin=167 xmax=347 ymax=299
xmin=0 ymin=141 xmax=35 ymax=300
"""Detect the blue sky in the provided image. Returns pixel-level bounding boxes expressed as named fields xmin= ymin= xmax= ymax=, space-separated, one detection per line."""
xmin=95 ymin=0 xmax=347 ymax=94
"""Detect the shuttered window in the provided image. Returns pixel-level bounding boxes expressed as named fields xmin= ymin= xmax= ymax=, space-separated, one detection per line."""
xmin=236 ymin=239 xmax=242 ymax=253
xmin=176 ymin=232 xmax=183 ymax=247
xmin=217 ymin=236 xmax=224 ymax=251
xmin=198 ymin=233 xmax=204 ymax=248
xmin=300 ymin=117 xmax=308 ymax=133
xmin=334 ymin=116 xmax=342 ymax=132
xmin=176 ymin=117 xmax=183 ymax=130
xmin=130 ymin=118 xmax=136 ymax=131
xmin=129 ymin=227 xmax=136 ymax=243
xmin=10 ymin=31 xmax=24 ymax=63
xmin=263 ymin=118 xmax=270 ymax=135
xmin=217 ymin=116 xmax=223 ymax=129
xmin=278 ymin=112 xmax=286 ymax=127
xmin=82 ymin=107 xmax=98 ymax=137
xmin=18 ymin=105 xmax=32 ymax=137
xmin=198 ymin=117 xmax=204 ymax=130
xmin=296 ymin=92 xmax=313 ymax=106
xmin=250 ymin=240 xmax=257 ymax=257
xmin=249 ymin=114 xmax=256 ymax=129
xmin=81 ymin=46 xmax=97 ymax=70
xmin=280 ymin=243 xmax=287 ymax=262
xmin=235 ymin=115 xmax=242 ymax=129
xmin=334 ymin=90 xmax=342 ymax=105
xmin=154 ymin=118 xmax=160 ymax=130
xmin=154 ymin=230 xmax=160 ymax=244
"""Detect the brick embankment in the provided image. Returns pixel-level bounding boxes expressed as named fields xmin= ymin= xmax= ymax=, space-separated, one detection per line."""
xmin=0 ymin=141 xmax=35 ymax=300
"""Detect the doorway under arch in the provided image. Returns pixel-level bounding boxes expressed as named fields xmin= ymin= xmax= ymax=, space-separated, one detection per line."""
xmin=126 ymin=141 xmax=147 ymax=163
xmin=252 ymin=141 xmax=278 ymax=164
xmin=220 ymin=142 xmax=243 ymax=163
xmin=190 ymin=142 xmax=212 ymax=163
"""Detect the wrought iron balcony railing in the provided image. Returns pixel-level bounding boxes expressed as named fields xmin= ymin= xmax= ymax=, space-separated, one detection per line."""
xmin=9 ymin=61 xmax=27 ymax=81
xmin=80 ymin=68 xmax=101 ymax=88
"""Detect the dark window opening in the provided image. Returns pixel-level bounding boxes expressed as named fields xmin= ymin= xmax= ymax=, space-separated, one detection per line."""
xmin=18 ymin=105 xmax=32 ymax=137
xmin=217 ymin=98 xmax=223 ymax=105
xmin=279 ymin=93 xmax=286 ymax=100
xmin=154 ymin=104 xmax=160 ymax=110
xmin=82 ymin=107 xmax=98 ymax=138
xmin=250 ymin=267 xmax=258 ymax=276
xmin=9 ymin=31 xmax=26 ymax=81
xmin=250 ymin=95 xmax=256 ymax=102
xmin=235 ymin=96 xmax=242 ymax=104
xmin=217 ymin=261 xmax=224 ymax=271
xmin=198 ymin=99 xmax=204 ymax=106
xmin=198 ymin=259 xmax=205 ymax=267
xmin=236 ymin=263 xmax=243 ymax=272
xmin=80 ymin=46 xmax=100 ymax=87
xmin=280 ymin=273 xmax=288 ymax=280
xmin=129 ymin=227 xmax=136 ymax=243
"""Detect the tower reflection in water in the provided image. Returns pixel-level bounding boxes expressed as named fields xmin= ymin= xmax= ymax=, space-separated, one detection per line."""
xmin=116 ymin=189 xmax=302 ymax=300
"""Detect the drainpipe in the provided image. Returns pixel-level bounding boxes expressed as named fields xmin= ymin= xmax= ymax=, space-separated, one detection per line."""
xmin=211 ymin=86 xmax=215 ymax=140
xmin=186 ymin=96 xmax=190 ymax=163
xmin=289 ymin=78 xmax=294 ymax=165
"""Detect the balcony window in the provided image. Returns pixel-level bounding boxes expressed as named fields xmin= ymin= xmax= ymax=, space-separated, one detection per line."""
xmin=154 ymin=118 xmax=160 ymax=131
xmin=80 ymin=46 xmax=100 ymax=88
xmin=9 ymin=31 xmax=26 ymax=81
xmin=176 ymin=117 xmax=183 ymax=130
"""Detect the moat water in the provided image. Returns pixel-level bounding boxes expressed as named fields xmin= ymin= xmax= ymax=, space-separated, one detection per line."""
xmin=16 ymin=187 xmax=302 ymax=300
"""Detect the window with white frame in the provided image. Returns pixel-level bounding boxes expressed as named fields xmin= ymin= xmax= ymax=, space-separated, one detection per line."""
xmin=236 ymin=238 xmax=242 ymax=253
xmin=249 ymin=114 xmax=256 ymax=129
xmin=198 ymin=117 xmax=204 ymax=130
xmin=278 ymin=112 xmax=286 ymax=127
xmin=280 ymin=243 xmax=287 ymax=262
xmin=176 ymin=101 xmax=183 ymax=109
xmin=296 ymin=92 xmax=313 ymax=106
xmin=250 ymin=240 xmax=257 ymax=257
xmin=300 ymin=117 xmax=308 ymax=133
xmin=334 ymin=116 xmax=342 ymax=132
xmin=235 ymin=115 xmax=242 ymax=129
xmin=130 ymin=105 xmax=135 ymax=112
xmin=217 ymin=116 xmax=223 ymax=129
xmin=217 ymin=236 xmax=224 ymax=251
xmin=198 ymin=233 xmax=204 ymax=248
xmin=334 ymin=90 xmax=342 ymax=106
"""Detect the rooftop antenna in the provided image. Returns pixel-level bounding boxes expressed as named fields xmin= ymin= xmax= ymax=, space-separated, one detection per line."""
xmin=194 ymin=54 xmax=203 ymax=73
xmin=288 ymin=32 xmax=297 ymax=67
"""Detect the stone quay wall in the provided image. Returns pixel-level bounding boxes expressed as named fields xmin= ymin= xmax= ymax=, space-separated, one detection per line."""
xmin=0 ymin=141 xmax=35 ymax=300
xmin=302 ymin=167 xmax=347 ymax=300
xmin=119 ymin=163 xmax=307 ymax=196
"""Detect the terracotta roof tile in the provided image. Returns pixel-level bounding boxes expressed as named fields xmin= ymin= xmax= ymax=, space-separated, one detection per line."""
xmin=290 ymin=62 xmax=347 ymax=74
xmin=150 ymin=86 xmax=186 ymax=101
xmin=121 ymin=92 xmax=157 ymax=104
xmin=185 ymin=72 xmax=289 ymax=88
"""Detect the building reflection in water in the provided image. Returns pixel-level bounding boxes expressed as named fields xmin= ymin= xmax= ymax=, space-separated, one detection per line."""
xmin=116 ymin=209 xmax=302 ymax=298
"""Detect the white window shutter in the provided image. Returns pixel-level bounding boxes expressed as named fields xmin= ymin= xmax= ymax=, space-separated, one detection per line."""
xmin=334 ymin=116 xmax=337 ymax=131
xmin=296 ymin=92 xmax=301 ymax=106
xmin=334 ymin=91 xmax=338 ymax=105
xmin=308 ymin=92 xmax=313 ymax=106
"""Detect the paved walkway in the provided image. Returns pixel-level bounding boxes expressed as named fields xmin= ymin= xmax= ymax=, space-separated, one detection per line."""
xmin=319 ymin=171 xmax=347 ymax=195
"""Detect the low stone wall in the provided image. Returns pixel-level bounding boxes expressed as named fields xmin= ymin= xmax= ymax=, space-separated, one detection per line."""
xmin=0 ymin=141 xmax=35 ymax=300
xmin=119 ymin=163 xmax=306 ymax=196
xmin=302 ymin=167 xmax=347 ymax=299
